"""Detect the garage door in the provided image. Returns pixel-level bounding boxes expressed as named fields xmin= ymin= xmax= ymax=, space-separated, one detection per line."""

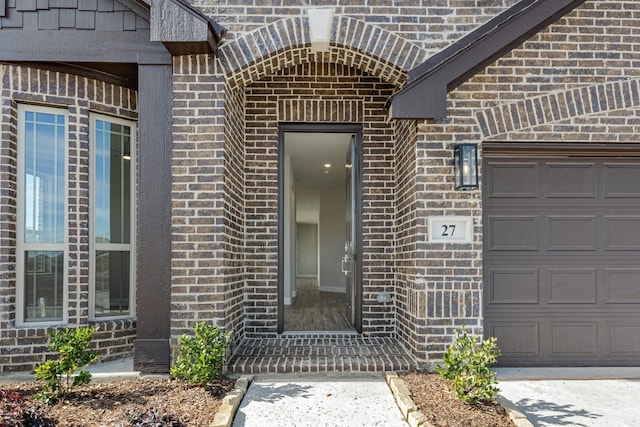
xmin=483 ymin=146 xmax=640 ymax=366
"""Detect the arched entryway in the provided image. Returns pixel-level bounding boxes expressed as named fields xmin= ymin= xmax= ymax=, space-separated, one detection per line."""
xmin=214 ymin=15 xmax=425 ymax=372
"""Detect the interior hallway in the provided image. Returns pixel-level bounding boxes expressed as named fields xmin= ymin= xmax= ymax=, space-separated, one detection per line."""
xmin=284 ymin=277 xmax=351 ymax=331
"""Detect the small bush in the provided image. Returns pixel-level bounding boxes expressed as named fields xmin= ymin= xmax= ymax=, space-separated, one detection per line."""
xmin=170 ymin=322 xmax=231 ymax=386
xmin=34 ymin=326 xmax=99 ymax=403
xmin=125 ymin=407 xmax=184 ymax=427
xmin=436 ymin=325 xmax=501 ymax=406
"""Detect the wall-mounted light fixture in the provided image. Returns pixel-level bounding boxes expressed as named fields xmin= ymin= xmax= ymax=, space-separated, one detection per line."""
xmin=308 ymin=8 xmax=334 ymax=53
xmin=454 ymin=143 xmax=478 ymax=190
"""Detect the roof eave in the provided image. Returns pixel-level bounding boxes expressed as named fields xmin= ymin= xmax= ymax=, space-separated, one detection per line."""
xmin=150 ymin=0 xmax=226 ymax=56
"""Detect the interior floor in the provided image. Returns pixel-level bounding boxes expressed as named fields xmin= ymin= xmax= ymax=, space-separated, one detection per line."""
xmin=284 ymin=277 xmax=351 ymax=331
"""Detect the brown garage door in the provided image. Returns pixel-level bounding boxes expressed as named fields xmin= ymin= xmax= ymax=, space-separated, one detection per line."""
xmin=483 ymin=145 xmax=640 ymax=366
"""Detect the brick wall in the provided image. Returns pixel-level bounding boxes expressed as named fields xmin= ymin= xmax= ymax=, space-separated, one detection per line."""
xmin=222 ymin=82 xmax=246 ymax=344
xmin=0 ymin=64 xmax=137 ymax=372
xmin=393 ymin=119 xmax=421 ymax=360
xmin=196 ymin=0 xmax=520 ymax=52
xmin=171 ymin=55 xmax=227 ymax=337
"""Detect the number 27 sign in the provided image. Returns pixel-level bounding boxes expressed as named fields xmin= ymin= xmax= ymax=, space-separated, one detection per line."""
xmin=428 ymin=217 xmax=473 ymax=243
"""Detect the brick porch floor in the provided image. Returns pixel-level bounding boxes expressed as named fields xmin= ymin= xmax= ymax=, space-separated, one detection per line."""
xmin=226 ymin=335 xmax=419 ymax=374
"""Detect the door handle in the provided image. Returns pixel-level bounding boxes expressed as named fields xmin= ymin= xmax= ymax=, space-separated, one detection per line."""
xmin=341 ymin=255 xmax=351 ymax=275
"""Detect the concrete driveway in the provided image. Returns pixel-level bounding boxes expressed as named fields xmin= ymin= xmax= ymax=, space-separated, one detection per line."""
xmin=496 ymin=368 xmax=640 ymax=427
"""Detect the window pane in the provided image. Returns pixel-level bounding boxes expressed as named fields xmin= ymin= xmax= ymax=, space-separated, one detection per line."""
xmin=24 ymin=251 xmax=64 ymax=322
xmin=94 ymin=251 xmax=130 ymax=317
xmin=24 ymin=112 xmax=65 ymax=243
xmin=95 ymin=121 xmax=131 ymax=244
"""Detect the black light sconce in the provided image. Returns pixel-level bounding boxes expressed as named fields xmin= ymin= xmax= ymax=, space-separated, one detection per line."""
xmin=454 ymin=143 xmax=478 ymax=190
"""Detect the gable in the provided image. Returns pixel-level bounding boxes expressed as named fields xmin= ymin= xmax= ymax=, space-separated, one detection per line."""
xmin=0 ymin=0 xmax=169 ymax=87
xmin=0 ymin=0 xmax=149 ymax=32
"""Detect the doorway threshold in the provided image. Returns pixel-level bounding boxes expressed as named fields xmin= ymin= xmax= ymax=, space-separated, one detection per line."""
xmin=227 ymin=336 xmax=418 ymax=374
xmin=281 ymin=330 xmax=358 ymax=337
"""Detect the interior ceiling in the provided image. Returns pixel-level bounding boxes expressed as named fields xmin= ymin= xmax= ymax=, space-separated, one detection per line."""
xmin=285 ymin=132 xmax=353 ymax=190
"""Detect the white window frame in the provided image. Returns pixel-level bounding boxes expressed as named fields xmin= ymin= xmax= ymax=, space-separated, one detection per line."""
xmin=16 ymin=104 xmax=69 ymax=327
xmin=89 ymin=113 xmax=136 ymax=320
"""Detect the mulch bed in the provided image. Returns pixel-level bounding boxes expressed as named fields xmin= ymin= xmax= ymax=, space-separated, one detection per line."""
xmin=400 ymin=371 xmax=515 ymax=427
xmin=2 ymin=378 xmax=234 ymax=427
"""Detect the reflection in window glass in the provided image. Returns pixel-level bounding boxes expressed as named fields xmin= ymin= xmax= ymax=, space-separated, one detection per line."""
xmin=24 ymin=251 xmax=64 ymax=321
xmin=93 ymin=118 xmax=133 ymax=318
xmin=95 ymin=121 xmax=131 ymax=244
xmin=94 ymin=251 xmax=130 ymax=316
xmin=21 ymin=109 xmax=66 ymax=323
xmin=24 ymin=112 xmax=65 ymax=244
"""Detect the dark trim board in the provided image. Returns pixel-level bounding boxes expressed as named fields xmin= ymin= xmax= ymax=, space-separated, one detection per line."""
xmin=0 ymin=30 xmax=169 ymax=64
xmin=277 ymin=123 xmax=364 ymax=334
xmin=134 ymin=63 xmax=173 ymax=373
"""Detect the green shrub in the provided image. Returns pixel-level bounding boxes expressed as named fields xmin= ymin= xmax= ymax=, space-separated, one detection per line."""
xmin=436 ymin=325 xmax=501 ymax=406
xmin=170 ymin=322 xmax=231 ymax=386
xmin=34 ymin=326 xmax=98 ymax=403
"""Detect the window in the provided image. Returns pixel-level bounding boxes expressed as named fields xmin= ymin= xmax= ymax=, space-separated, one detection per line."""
xmin=17 ymin=105 xmax=67 ymax=325
xmin=90 ymin=114 xmax=135 ymax=318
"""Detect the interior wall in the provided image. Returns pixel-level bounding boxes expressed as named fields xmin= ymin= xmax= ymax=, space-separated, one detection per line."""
xmin=296 ymin=187 xmax=320 ymax=224
xmin=319 ymin=184 xmax=347 ymax=292
xmin=296 ymin=223 xmax=318 ymax=277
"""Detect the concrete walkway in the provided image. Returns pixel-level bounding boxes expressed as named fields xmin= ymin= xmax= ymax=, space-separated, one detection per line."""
xmin=232 ymin=375 xmax=407 ymax=427
xmin=496 ymin=368 xmax=640 ymax=427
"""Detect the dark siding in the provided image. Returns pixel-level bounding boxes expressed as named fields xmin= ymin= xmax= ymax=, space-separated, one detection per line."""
xmin=0 ymin=0 xmax=148 ymax=31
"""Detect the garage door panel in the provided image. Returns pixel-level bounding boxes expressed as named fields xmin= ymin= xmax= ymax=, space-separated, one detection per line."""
xmin=549 ymin=322 xmax=598 ymax=357
xmin=489 ymin=322 xmax=539 ymax=357
xmin=484 ymin=152 xmax=640 ymax=366
xmin=608 ymin=322 xmax=640 ymax=356
xmin=547 ymin=216 xmax=597 ymax=251
xmin=605 ymin=216 xmax=640 ymax=250
xmin=604 ymin=164 xmax=640 ymax=198
xmin=487 ymin=216 xmax=538 ymax=251
xmin=485 ymin=162 xmax=538 ymax=198
xmin=606 ymin=269 xmax=640 ymax=303
xmin=548 ymin=269 xmax=597 ymax=304
xmin=545 ymin=163 xmax=597 ymax=198
xmin=488 ymin=269 xmax=539 ymax=304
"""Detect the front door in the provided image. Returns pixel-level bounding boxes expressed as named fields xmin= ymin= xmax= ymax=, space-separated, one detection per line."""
xmin=343 ymin=136 xmax=357 ymax=326
xmin=279 ymin=125 xmax=361 ymax=333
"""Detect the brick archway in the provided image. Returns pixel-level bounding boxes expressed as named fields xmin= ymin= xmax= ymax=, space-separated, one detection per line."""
xmin=218 ymin=15 xmax=428 ymax=89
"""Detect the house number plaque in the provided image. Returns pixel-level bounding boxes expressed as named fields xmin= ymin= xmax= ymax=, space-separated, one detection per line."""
xmin=428 ymin=216 xmax=473 ymax=243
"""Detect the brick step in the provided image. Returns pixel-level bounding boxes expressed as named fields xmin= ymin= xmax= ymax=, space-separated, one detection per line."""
xmin=227 ymin=337 xmax=418 ymax=374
